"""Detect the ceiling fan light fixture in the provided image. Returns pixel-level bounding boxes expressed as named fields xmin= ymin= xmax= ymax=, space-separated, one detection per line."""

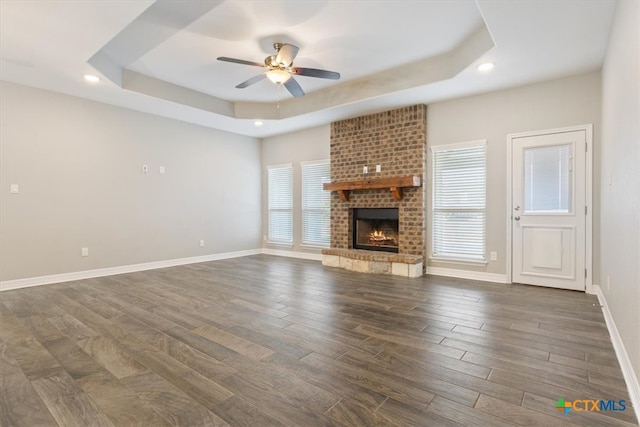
xmin=266 ymin=69 xmax=291 ymax=85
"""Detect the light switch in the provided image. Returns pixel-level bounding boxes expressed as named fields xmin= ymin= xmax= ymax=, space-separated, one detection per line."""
xmin=10 ymin=184 xmax=19 ymax=194
xmin=159 ymin=166 xmax=165 ymax=174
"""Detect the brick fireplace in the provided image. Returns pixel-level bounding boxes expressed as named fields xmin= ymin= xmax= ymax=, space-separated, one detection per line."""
xmin=322 ymin=105 xmax=427 ymax=276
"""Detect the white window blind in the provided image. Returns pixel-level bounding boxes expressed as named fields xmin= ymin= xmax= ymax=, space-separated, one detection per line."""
xmin=301 ymin=160 xmax=331 ymax=247
xmin=431 ymin=141 xmax=486 ymax=261
xmin=268 ymin=164 xmax=293 ymax=244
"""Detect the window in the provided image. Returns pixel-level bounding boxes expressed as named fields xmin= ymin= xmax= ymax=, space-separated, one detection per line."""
xmin=301 ymin=160 xmax=331 ymax=247
xmin=267 ymin=164 xmax=293 ymax=244
xmin=431 ymin=140 xmax=486 ymax=261
xmin=524 ymin=144 xmax=571 ymax=213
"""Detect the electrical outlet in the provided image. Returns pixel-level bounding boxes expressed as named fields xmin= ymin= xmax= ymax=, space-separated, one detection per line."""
xmin=362 ymin=166 xmax=368 ymax=174
xmin=199 ymin=240 xmax=205 ymax=247
xmin=10 ymin=184 xmax=19 ymax=194
xmin=490 ymin=251 xmax=497 ymax=261
xmin=81 ymin=247 xmax=89 ymax=257
xmin=142 ymin=164 xmax=148 ymax=173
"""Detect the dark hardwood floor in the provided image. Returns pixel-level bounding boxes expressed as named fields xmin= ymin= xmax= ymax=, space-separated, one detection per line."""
xmin=0 ymin=255 xmax=636 ymax=426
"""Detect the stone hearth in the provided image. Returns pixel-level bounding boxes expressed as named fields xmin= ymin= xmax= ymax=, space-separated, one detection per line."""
xmin=321 ymin=248 xmax=423 ymax=277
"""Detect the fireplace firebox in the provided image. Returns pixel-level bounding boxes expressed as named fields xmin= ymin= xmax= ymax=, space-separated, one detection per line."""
xmin=352 ymin=208 xmax=399 ymax=253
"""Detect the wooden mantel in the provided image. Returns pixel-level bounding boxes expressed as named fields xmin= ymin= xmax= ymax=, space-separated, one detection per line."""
xmin=323 ymin=175 xmax=421 ymax=201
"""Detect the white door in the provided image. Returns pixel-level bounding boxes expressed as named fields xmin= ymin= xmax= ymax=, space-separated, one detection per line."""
xmin=511 ymin=129 xmax=587 ymax=291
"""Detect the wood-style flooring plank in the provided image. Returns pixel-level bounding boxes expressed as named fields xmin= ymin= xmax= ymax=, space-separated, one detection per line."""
xmin=219 ymin=373 xmax=339 ymax=426
xmin=76 ymin=371 xmax=172 ymax=427
xmin=376 ymin=397 xmax=464 ymax=427
xmin=128 ymin=348 xmax=234 ymax=410
xmin=549 ymin=352 xmax=626 ymax=378
xmin=192 ymin=324 xmax=275 ymax=361
xmin=266 ymin=352 xmax=389 ymax=412
xmin=121 ymin=370 xmax=230 ymax=427
xmin=0 ymin=370 xmax=58 ymax=427
xmin=461 ymin=349 xmax=590 ymax=383
xmin=31 ymin=369 xmax=115 ymax=427
xmin=426 ymin=395 xmax=515 ymax=427
xmin=76 ymin=336 xmax=147 ymax=379
xmin=226 ymin=324 xmax=312 ymax=360
xmin=212 ymin=395 xmax=283 ymax=427
xmin=41 ymin=336 xmax=105 ymax=380
xmin=325 ymin=398 xmax=400 ymax=426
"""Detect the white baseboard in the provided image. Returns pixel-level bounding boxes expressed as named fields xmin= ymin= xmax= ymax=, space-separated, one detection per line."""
xmin=0 ymin=249 xmax=262 ymax=291
xmin=595 ymin=285 xmax=640 ymax=425
xmin=261 ymin=248 xmax=323 ymax=261
xmin=426 ymin=266 xmax=508 ymax=283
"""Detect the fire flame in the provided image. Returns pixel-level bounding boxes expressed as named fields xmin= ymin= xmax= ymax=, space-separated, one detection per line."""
xmin=368 ymin=230 xmax=397 ymax=246
xmin=370 ymin=230 xmax=386 ymax=240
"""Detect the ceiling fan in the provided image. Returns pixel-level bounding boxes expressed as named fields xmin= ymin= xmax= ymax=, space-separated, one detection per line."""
xmin=217 ymin=43 xmax=340 ymax=98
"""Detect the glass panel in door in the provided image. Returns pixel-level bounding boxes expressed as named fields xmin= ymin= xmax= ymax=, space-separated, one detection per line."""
xmin=523 ymin=144 xmax=572 ymax=213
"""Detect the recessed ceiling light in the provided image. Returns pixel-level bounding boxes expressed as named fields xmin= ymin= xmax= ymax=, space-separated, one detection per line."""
xmin=477 ymin=62 xmax=494 ymax=72
xmin=84 ymin=74 xmax=100 ymax=83
xmin=254 ymin=120 xmax=264 ymax=126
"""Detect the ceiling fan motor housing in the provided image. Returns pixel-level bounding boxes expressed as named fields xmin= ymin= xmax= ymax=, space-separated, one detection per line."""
xmin=265 ymin=55 xmax=281 ymax=69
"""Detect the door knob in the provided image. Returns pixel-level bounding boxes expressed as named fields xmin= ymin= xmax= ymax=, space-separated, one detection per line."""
xmin=514 ymin=215 xmax=521 ymax=221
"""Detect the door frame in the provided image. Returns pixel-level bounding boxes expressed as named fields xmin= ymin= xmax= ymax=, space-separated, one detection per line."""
xmin=506 ymin=124 xmax=594 ymax=294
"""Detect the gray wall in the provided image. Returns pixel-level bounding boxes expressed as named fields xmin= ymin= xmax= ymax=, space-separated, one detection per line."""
xmin=600 ymin=0 xmax=640 ymax=386
xmin=261 ymin=125 xmax=330 ymax=255
xmin=427 ymin=72 xmax=602 ymax=277
xmin=1 ymin=82 xmax=262 ymax=282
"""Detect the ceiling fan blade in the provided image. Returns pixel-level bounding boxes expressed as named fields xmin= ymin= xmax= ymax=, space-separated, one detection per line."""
xmin=275 ymin=43 xmax=299 ymax=67
xmin=284 ymin=77 xmax=305 ymax=97
xmin=217 ymin=57 xmax=264 ymax=67
xmin=235 ymin=74 xmax=266 ymax=89
xmin=291 ymin=67 xmax=340 ymax=80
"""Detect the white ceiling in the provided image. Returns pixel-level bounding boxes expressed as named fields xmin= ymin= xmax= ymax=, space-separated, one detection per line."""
xmin=0 ymin=0 xmax=617 ymax=138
